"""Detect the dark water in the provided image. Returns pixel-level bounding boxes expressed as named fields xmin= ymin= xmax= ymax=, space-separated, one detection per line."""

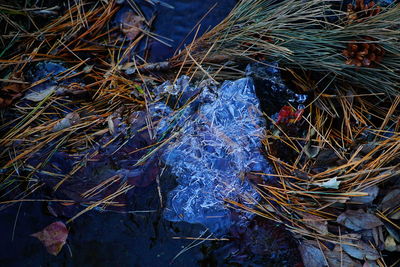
xmin=115 ymin=0 xmax=237 ymax=62
xmin=0 ymin=191 xmax=217 ymax=266
xmin=0 ymin=179 xmax=300 ymax=266
xmin=147 ymin=0 xmax=237 ymax=61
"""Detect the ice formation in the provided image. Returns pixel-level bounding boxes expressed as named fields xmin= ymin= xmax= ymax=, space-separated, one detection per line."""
xmin=158 ymin=77 xmax=273 ymax=233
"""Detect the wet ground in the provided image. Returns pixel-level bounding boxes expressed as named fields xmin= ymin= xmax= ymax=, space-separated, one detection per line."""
xmin=0 ymin=189 xmax=218 ymax=266
xmin=0 ymin=180 xmax=300 ymax=267
xmin=0 ymin=1 xmax=303 ymax=266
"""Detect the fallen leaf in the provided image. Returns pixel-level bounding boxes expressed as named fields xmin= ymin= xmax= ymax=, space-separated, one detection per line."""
xmin=52 ymin=112 xmax=80 ymax=132
xmin=315 ymin=149 xmax=340 ymax=166
xmin=299 ymin=240 xmax=328 ymax=267
xmin=24 ymin=86 xmax=56 ymax=101
xmin=324 ymin=245 xmax=362 ymax=267
xmin=342 ymin=240 xmax=380 ymax=260
xmin=337 ymin=209 xmax=383 ymax=231
xmin=31 ymin=221 xmax=68 ymax=256
xmin=107 ymin=115 xmax=115 ymax=135
xmin=385 ymin=223 xmax=400 ymax=242
xmin=380 ymin=188 xmax=400 ymax=211
xmin=302 ymin=213 xmax=329 ymax=235
xmin=389 ymin=210 xmax=400 ymax=220
xmin=83 ymin=65 xmax=94 ymax=73
xmin=359 ymin=142 xmax=377 ymax=155
xmin=350 ymin=186 xmax=379 ymax=204
xmin=314 ymin=177 xmax=341 ymax=189
xmin=276 ymin=105 xmax=304 ymax=124
xmin=120 ymin=11 xmax=144 ymax=40
xmin=363 ymin=260 xmax=379 ymax=267
xmin=384 ymin=236 xmax=397 ymax=252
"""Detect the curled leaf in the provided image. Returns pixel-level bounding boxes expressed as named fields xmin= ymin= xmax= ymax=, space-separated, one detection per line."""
xmin=31 ymin=221 xmax=68 ymax=256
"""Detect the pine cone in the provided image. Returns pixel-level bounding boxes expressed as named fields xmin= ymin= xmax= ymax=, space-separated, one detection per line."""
xmin=347 ymin=0 xmax=381 ymax=23
xmin=342 ymin=38 xmax=384 ymax=67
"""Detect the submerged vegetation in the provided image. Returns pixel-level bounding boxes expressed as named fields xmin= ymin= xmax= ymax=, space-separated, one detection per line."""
xmin=0 ymin=0 xmax=400 ymax=265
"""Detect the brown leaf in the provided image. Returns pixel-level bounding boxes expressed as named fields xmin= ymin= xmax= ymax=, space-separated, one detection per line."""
xmin=120 ymin=11 xmax=144 ymax=40
xmin=302 ymin=213 xmax=329 ymax=235
xmin=324 ymin=245 xmax=362 ymax=267
xmin=337 ymin=209 xmax=383 ymax=231
xmin=31 ymin=221 xmax=68 ymax=256
xmin=342 ymin=240 xmax=380 ymax=260
xmin=299 ymin=240 xmax=328 ymax=267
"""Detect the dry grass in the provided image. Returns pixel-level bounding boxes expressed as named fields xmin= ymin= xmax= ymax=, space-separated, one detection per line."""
xmin=0 ymin=0 xmax=153 ymax=214
xmin=0 ymin=2 xmax=399 ymax=262
xmin=172 ymin=0 xmax=400 ymax=95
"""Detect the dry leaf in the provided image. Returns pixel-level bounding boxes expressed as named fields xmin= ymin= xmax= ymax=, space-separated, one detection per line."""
xmin=350 ymin=186 xmax=379 ymax=204
xmin=385 ymin=223 xmax=400 ymax=242
xmin=120 ymin=11 xmax=144 ymax=40
xmin=363 ymin=261 xmax=379 ymax=267
xmin=107 ymin=115 xmax=115 ymax=135
xmin=337 ymin=209 xmax=383 ymax=231
xmin=314 ymin=177 xmax=341 ymax=189
xmin=31 ymin=221 xmax=68 ymax=256
xmin=24 ymin=86 xmax=56 ymax=102
xmin=315 ymin=149 xmax=340 ymax=165
xmin=52 ymin=112 xmax=80 ymax=132
xmin=389 ymin=210 xmax=400 ymax=220
xmin=384 ymin=236 xmax=397 ymax=252
xmin=324 ymin=245 xmax=362 ymax=267
xmin=380 ymin=188 xmax=400 ymax=211
xmin=299 ymin=240 xmax=328 ymax=267
xmin=302 ymin=213 xmax=329 ymax=235
xmin=342 ymin=241 xmax=380 ymax=260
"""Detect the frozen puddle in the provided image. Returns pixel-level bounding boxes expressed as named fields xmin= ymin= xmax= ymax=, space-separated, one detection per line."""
xmin=152 ymin=76 xmax=273 ymax=233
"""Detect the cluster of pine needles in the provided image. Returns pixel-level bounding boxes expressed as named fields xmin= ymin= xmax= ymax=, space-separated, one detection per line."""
xmin=0 ymin=0 xmax=157 ymax=220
